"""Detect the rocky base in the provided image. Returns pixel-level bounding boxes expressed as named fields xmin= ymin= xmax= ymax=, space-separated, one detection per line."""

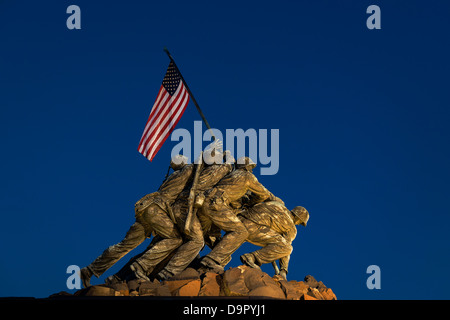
xmin=52 ymin=265 xmax=336 ymax=300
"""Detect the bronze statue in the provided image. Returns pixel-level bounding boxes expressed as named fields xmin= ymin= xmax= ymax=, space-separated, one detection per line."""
xmin=79 ymin=149 xmax=310 ymax=287
xmin=239 ymin=201 xmax=309 ymax=280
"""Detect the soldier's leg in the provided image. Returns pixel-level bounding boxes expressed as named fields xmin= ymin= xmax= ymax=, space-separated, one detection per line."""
xmin=252 ymin=238 xmax=292 ymax=266
xmin=160 ymin=214 xmax=205 ymax=277
xmin=81 ymin=222 xmax=147 ymax=286
xmin=203 ymin=208 xmax=249 ymax=267
xmin=241 ymin=220 xmax=292 ymax=266
xmin=197 ymin=206 xmax=213 ymax=234
xmin=132 ymin=207 xmax=183 ymax=276
xmin=108 ymin=235 xmax=162 ymax=283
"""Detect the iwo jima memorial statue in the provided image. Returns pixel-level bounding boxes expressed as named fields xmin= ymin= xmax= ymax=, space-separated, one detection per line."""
xmin=70 ymin=50 xmax=336 ymax=300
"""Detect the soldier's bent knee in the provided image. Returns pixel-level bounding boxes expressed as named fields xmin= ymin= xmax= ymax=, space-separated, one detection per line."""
xmin=192 ymin=237 xmax=205 ymax=249
xmin=286 ymin=244 xmax=293 ymax=254
xmin=236 ymin=227 xmax=249 ymax=240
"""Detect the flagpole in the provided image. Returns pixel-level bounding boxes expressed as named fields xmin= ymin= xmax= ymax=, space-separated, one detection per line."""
xmin=163 ymin=47 xmax=216 ymax=141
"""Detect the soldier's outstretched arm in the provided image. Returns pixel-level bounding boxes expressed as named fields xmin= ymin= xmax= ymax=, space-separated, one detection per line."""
xmin=270 ymin=195 xmax=285 ymax=205
xmin=246 ymin=174 xmax=274 ymax=203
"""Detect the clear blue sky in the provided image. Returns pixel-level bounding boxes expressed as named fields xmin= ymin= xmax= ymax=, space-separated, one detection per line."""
xmin=1 ymin=1 xmax=449 ymax=299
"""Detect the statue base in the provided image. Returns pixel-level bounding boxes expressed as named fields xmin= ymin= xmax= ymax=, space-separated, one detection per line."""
xmin=51 ymin=265 xmax=336 ymax=300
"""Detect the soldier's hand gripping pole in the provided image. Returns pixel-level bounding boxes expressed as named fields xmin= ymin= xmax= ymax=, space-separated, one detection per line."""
xmin=184 ymin=152 xmax=204 ymax=236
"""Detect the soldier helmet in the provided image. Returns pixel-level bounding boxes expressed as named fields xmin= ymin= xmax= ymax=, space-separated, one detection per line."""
xmin=291 ymin=206 xmax=309 ymax=226
xmin=170 ymin=154 xmax=188 ymax=170
xmin=236 ymin=157 xmax=256 ymax=170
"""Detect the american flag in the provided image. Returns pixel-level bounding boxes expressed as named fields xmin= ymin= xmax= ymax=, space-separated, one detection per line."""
xmin=138 ymin=61 xmax=190 ymax=161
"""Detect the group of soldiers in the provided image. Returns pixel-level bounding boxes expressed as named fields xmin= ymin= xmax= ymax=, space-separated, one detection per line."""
xmin=80 ymin=145 xmax=309 ymax=288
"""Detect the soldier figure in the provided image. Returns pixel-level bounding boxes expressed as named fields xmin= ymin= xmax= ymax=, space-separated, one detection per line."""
xmin=79 ymin=155 xmax=193 ymax=287
xmin=198 ymin=157 xmax=279 ymax=272
xmin=146 ymin=148 xmax=234 ymax=280
xmin=239 ymin=201 xmax=309 ymax=280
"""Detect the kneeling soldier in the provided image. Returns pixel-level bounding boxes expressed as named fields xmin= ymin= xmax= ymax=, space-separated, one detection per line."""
xmin=239 ymin=201 xmax=309 ymax=280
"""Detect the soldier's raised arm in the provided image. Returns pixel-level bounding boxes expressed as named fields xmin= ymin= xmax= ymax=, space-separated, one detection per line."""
xmin=246 ymin=173 xmax=275 ymax=203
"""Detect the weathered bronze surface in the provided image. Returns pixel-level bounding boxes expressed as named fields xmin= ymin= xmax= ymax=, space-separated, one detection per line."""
xmin=80 ymin=151 xmax=309 ymax=287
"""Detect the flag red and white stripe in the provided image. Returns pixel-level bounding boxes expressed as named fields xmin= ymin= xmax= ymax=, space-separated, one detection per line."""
xmin=138 ymin=61 xmax=190 ymax=161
